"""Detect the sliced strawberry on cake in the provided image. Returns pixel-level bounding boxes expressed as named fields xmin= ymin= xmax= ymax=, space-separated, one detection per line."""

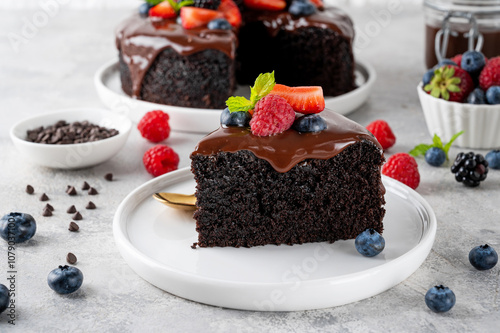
xmin=269 ymin=84 xmax=325 ymax=114
xmin=180 ymin=6 xmax=224 ymax=29
xmin=243 ymin=0 xmax=286 ymax=11
xmin=149 ymin=1 xmax=176 ymax=19
xmin=218 ymin=0 xmax=242 ymax=27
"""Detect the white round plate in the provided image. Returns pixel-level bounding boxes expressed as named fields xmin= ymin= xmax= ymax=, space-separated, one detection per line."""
xmin=95 ymin=59 xmax=376 ymax=134
xmin=114 ymin=168 xmax=435 ymax=312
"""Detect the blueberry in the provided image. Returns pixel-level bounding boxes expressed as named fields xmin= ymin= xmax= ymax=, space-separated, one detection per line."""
xmin=423 ymin=68 xmax=435 ymax=85
xmin=466 ymin=88 xmax=486 ymax=104
xmin=355 ymin=228 xmax=385 ymax=257
xmin=469 ymin=244 xmax=498 ymax=270
xmin=485 ymin=150 xmax=500 ymax=169
xmin=289 ymin=0 xmax=317 ymax=16
xmin=0 ymin=212 xmax=36 ymax=243
xmin=139 ymin=3 xmax=153 ymax=17
xmin=425 ymin=285 xmax=456 ymax=313
xmin=220 ymin=107 xmax=251 ymax=127
xmin=47 ymin=265 xmax=84 ymax=294
xmin=436 ymin=59 xmax=457 ymax=67
xmin=292 ymin=114 xmax=327 ymax=133
xmin=208 ymin=18 xmax=232 ymax=30
xmin=486 ymin=86 xmax=500 ymax=104
xmin=425 ymin=147 xmax=446 ymax=167
xmin=461 ymin=51 xmax=486 ymax=74
xmin=0 ymin=284 xmax=9 ymax=314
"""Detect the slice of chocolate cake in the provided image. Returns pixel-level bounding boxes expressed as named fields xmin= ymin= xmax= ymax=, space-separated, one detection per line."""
xmin=190 ymin=110 xmax=385 ymax=248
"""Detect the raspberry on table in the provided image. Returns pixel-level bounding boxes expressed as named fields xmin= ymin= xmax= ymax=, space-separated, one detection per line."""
xmin=249 ymin=94 xmax=295 ymax=136
xmin=382 ymin=153 xmax=420 ymax=190
xmin=366 ymin=120 xmax=396 ymax=150
xmin=143 ymin=145 xmax=179 ymax=177
xmin=137 ymin=110 xmax=171 ymax=143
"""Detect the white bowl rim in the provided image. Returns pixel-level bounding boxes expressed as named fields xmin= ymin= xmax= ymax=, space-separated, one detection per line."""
xmin=417 ymin=82 xmax=500 ymax=109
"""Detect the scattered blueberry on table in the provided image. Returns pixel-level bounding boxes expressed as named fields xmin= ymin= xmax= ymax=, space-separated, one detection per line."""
xmin=0 ymin=284 xmax=9 ymax=314
xmin=0 ymin=212 xmax=36 ymax=243
xmin=469 ymin=244 xmax=498 ymax=271
xmin=47 ymin=265 xmax=83 ymax=294
xmin=485 ymin=150 xmax=500 ymax=169
xmin=425 ymin=285 xmax=456 ymax=313
xmin=425 ymin=147 xmax=446 ymax=167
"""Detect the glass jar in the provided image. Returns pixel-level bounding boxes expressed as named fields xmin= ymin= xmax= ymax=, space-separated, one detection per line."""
xmin=424 ymin=0 xmax=500 ymax=68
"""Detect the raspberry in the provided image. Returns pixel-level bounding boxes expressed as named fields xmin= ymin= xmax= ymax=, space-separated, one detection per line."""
xmin=249 ymin=95 xmax=295 ymax=136
xmin=137 ymin=110 xmax=171 ymax=143
xmin=382 ymin=153 xmax=420 ymax=190
xmin=143 ymin=145 xmax=179 ymax=177
xmin=366 ymin=120 xmax=396 ymax=150
xmin=479 ymin=56 xmax=500 ymax=91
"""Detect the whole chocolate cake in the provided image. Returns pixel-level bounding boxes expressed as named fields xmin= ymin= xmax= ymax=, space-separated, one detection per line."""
xmin=190 ymin=109 xmax=385 ymax=248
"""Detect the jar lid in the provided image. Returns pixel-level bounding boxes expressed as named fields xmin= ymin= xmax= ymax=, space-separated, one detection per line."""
xmin=424 ymin=0 xmax=500 ymax=14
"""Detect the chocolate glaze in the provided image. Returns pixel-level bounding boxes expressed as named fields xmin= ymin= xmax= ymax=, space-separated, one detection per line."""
xmin=242 ymin=7 xmax=354 ymax=40
xmin=191 ymin=110 xmax=382 ymax=173
xmin=116 ymin=14 xmax=237 ymax=97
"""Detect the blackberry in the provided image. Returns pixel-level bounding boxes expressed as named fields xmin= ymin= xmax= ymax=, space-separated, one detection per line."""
xmin=193 ymin=0 xmax=221 ymax=9
xmin=451 ymin=152 xmax=489 ymax=187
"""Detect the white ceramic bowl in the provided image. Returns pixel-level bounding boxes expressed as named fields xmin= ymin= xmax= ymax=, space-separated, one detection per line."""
xmin=417 ymin=83 xmax=500 ymax=149
xmin=10 ymin=108 xmax=132 ymax=169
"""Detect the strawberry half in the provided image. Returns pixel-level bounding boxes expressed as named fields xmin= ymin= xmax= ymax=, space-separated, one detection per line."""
xmin=219 ymin=0 xmax=242 ymax=28
xmin=424 ymin=65 xmax=474 ymax=102
xmin=243 ymin=0 xmax=286 ymax=11
xmin=149 ymin=2 xmax=176 ymax=19
xmin=180 ymin=7 xmax=224 ymax=29
xmin=270 ymin=84 xmax=325 ymax=114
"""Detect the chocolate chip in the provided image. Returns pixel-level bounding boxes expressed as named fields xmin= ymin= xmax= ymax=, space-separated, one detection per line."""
xmin=68 ymin=222 xmax=79 ymax=232
xmin=26 ymin=185 xmax=34 ymax=194
xmin=66 ymin=205 xmax=77 ymax=214
xmin=40 ymin=193 xmax=49 ymax=201
xmin=104 ymin=173 xmax=113 ymax=181
xmin=82 ymin=181 xmax=90 ymax=190
xmin=72 ymin=212 xmax=82 ymax=221
xmin=66 ymin=252 xmax=77 ymax=265
xmin=67 ymin=186 xmax=77 ymax=196
xmin=44 ymin=203 xmax=54 ymax=212
xmin=42 ymin=208 xmax=52 ymax=217
xmin=86 ymin=201 xmax=96 ymax=210
xmin=88 ymin=187 xmax=98 ymax=195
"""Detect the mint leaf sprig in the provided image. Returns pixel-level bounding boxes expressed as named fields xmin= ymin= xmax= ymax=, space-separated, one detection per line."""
xmin=226 ymin=72 xmax=276 ymax=113
xmin=409 ymin=131 xmax=464 ymax=160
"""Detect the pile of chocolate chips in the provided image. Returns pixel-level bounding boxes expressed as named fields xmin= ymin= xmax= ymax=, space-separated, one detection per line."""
xmin=26 ymin=120 xmax=119 ymax=144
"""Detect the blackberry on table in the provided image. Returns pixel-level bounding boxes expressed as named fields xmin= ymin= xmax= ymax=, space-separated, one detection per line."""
xmin=451 ymin=152 xmax=489 ymax=187
xmin=193 ymin=0 xmax=221 ymax=9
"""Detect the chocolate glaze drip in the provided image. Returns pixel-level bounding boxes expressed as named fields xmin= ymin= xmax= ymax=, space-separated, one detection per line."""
xmin=242 ymin=7 xmax=354 ymax=40
xmin=116 ymin=14 xmax=237 ymax=98
xmin=191 ymin=110 xmax=382 ymax=173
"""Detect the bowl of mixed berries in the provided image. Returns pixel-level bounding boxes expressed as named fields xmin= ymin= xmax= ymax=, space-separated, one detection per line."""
xmin=418 ymin=51 xmax=500 ymax=149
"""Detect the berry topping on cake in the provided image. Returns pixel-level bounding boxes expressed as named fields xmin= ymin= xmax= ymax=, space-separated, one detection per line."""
xmin=467 ymin=87 xmax=486 ymax=104
xmin=289 ymin=0 xmax=317 ymax=16
xmin=424 ymin=65 xmax=474 ymax=102
xmin=140 ymin=2 xmax=155 ymax=17
xmin=219 ymin=0 xmax=242 ymax=27
xmin=226 ymin=71 xmax=276 ymax=113
xmin=180 ymin=6 xmax=224 ymax=29
xmin=137 ymin=110 xmax=171 ymax=143
xmin=220 ymin=107 xmax=251 ymax=127
xmin=479 ymin=56 xmax=500 ymax=91
xmin=486 ymin=86 xmax=500 ymax=104
xmin=193 ymin=0 xmax=221 ymax=9
xmin=365 ymin=120 xmax=396 ymax=150
xmin=292 ymin=114 xmax=327 ymax=133
xmin=382 ymin=153 xmax=420 ymax=189
xmin=208 ymin=17 xmax=232 ymax=30
xmin=270 ymin=84 xmax=325 ymax=114
xmin=243 ymin=0 xmax=286 ymax=11
xmin=469 ymin=244 xmax=498 ymax=270
xmin=310 ymin=0 xmax=324 ymax=8
xmin=409 ymin=132 xmax=463 ymax=167
xmin=425 ymin=285 xmax=456 ymax=313
xmin=451 ymin=152 xmax=488 ymax=187
xmin=143 ymin=145 xmax=180 ymax=177
xmin=149 ymin=1 xmax=177 ymax=19
xmin=485 ymin=150 xmax=500 ymax=169
xmin=355 ymin=228 xmax=385 ymax=257
xmin=250 ymin=95 xmax=295 ymax=136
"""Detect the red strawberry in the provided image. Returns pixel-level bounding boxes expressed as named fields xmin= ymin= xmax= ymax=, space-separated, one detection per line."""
xmin=424 ymin=65 xmax=474 ymax=102
xmin=366 ymin=120 xmax=396 ymax=150
xmin=180 ymin=6 xmax=224 ymax=29
xmin=450 ymin=54 xmax=462 ymax=68
xmin=143 ymin=145 xmax=179 ymax=177
xmin=479 ymin=56 xmax=500 ymax=91
xmin=250 ymin=95 xmax=295 ymax=136
xmin=310 ymin=0 xmax=324 ymax=8
xmin=149 ymin=2 xmax=176 ymax=19
xmin=219 ymin=0 xmax=242 ymax=27
xmin=382 ymin=153 xmax=420 ymax=190
xmin=137 ymin=110 xmax=171 ymax=143
xmin=243 ymin=0 xmax=286 ymax=11
xmin=269 ymin=84 xmax=325 ymax=114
